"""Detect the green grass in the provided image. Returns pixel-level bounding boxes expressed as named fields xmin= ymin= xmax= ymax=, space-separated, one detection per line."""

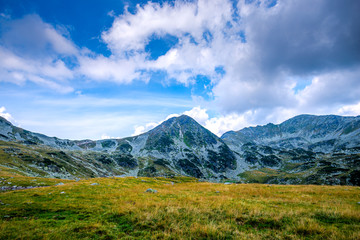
xmin=0 ymin=171 xmax=359 ymax=239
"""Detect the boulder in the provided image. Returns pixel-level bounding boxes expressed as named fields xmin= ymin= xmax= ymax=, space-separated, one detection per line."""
xmin=145 ymin=188 xmax=158 ymax=193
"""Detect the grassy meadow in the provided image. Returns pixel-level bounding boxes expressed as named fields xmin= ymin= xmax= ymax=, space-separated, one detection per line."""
xmin=0 ymin=168 xmax=360 ymax=239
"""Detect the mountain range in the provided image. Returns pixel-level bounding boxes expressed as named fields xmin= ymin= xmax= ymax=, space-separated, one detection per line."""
xmin=0 ymin=114 xmax=359 ymax=185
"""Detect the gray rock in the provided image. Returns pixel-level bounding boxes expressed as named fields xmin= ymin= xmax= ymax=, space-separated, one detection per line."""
xmin=56 ymin=182 xmax=64 ymax=186
xmin=90 ymin=183 xmax=99 ymax=186
xmin=145 ymin=188 xmax=158 ymax=193
xmin=224 ymin=182 xmax=232 ymax=185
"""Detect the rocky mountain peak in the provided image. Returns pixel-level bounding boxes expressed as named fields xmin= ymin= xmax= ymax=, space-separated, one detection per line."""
xmin=144 ymin=115 xmax=218 ymax=152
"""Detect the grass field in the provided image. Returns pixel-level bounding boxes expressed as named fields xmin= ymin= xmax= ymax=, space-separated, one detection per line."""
xmin=0 ymin=169 xmax=360 ymax=239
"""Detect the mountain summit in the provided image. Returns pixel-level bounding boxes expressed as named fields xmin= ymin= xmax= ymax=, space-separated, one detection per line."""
xmin=132 ymin=115 xmax=237 ymax=178
xmin=144 ymin=115 xmax=219 ymax=152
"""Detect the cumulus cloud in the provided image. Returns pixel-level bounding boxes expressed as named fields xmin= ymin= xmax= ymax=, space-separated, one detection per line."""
xmin=2 ymin=0 xmax=360 ymax=137
xmin=213 ymin=0 xmax=360 ymax=116
xmin=102 ymin=0 xmax=234 ymax=53
xmin=83 ymin=0 xmax=238 ymax=84
xmin=98 ymin=0 xmax=360 ymax=120
xmin=0 ymin=14 xmax=76 ymax=93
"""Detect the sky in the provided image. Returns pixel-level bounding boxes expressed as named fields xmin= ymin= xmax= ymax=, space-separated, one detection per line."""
xmin=0 ymin=0 xmax=360 ymax=140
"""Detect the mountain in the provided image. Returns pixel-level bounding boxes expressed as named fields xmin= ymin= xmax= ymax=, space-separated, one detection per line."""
xmin=221 ymin=114 xmax=360 ymax=185
xmin=0 ymin=114 xmax=359 ymax=185
xmin=0 ymin=115 xmax=237 ymax=180
xmin=131 ymin=115 xmax=237 ymax=178
xmin=222 ymin=114 xmax=360 ymax=153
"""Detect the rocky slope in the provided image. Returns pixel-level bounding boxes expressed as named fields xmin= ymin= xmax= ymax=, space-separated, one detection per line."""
xmin=0 ymin=114 xmax=359 ymax=185
xmin=221 ymin=114 xmax=360 ymax=185
xmin=222 ymin=114 xmax=360 ymax=153
xmin=0 ymin=115 xmax=237 ymax=180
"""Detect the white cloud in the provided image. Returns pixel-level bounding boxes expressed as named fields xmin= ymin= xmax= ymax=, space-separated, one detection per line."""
xmin=44 ymin=25 xmax=77 ymax=55
xmin=204 ymin=113 xmax=250 ymax=136
xmin=131 ymin=112 xmax=185 ymax=136
xmin=90 ymin=0 xmax=237 ymax=85
xmin=337 ymin=102 xmax=360 ymax=116
xmin=101 ymin=133 xmax=121 ymax=140
xmin=297 ymin=67 xmax=360 ymax=110
xmin=0 ymin=46 xmax=74 ymax=83
xmin=132 ymin=122 xmax=159 ymax=136
xmin=102 ymin=0 xmax=234 ymax=53
xmin=101 ymin=134 xmax=111 ymax=140
xmin=1 ymin=14 xmax=77 ymax=56
xmin=0 ymin=15 xmax=76 ymax=93
xmin=183 ymin=106 xmax=209 ymax=125
xmin=97 ymin=0 xmax=360 ymax=117
xmin=77 ymin=54 xmax=144 ymax=84
xmin=0 ymin=106 xmax=15 ymax=123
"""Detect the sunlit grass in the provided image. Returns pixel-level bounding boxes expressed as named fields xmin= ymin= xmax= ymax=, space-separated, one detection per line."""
xmin=0 ymin=173 xmax=359 ymax=239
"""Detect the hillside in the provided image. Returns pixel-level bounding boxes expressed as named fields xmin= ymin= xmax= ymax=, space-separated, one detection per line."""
xmin=0 ymin=172 xmax=359 ymax=239
xmin=0 ymin=114 xmax=359 ymax=185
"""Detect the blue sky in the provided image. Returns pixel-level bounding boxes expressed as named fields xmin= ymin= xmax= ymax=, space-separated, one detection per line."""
xmin=0 ymin=0 xmax=359 ymax=140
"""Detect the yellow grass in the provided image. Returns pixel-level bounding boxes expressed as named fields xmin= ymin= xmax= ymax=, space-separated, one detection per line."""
xmin=0 ymin=174 xmax=359 ymax=239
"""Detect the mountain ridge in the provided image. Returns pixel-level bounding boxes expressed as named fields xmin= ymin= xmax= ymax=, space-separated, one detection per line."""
xmin=221 ymin=114 xmax=360 ymax=153
xmin=0 ymin=114 xmax=359 ymax=185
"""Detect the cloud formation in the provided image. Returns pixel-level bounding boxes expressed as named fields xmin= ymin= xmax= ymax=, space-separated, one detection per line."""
xmin=99 ymin=0 xmax=360 ymax=123
xmin=1 ymin=0 xmax=360 ymax=139
xmin=0 ymin=106 xmax=15 ymax=123
xmin=0 ymin=15 xmax=76 ymax=93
